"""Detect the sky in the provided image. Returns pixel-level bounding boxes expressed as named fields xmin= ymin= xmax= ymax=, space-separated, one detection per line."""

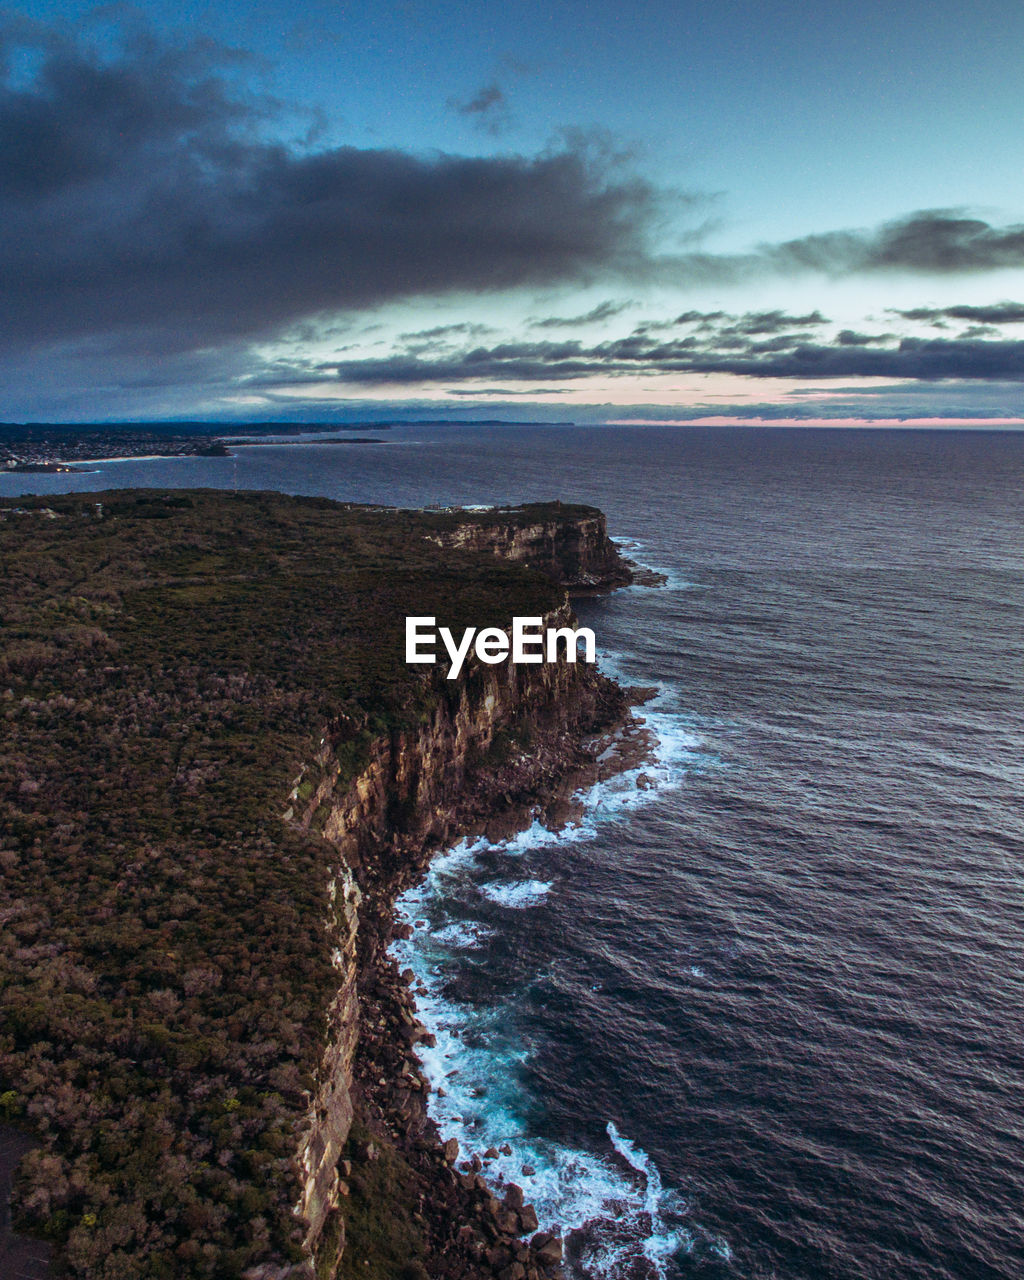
xmin=4 ymin=0 xmax=1024 ymax=423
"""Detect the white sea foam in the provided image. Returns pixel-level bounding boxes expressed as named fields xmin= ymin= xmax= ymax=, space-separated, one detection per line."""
xmin=479 ymin=878 xmax=553 ymax=908
xmin=609 ymin=537 xmax=698 ymax=592
xmin=431 ymin=921 xmax=494 ymax=948
xmin=500 ymin=817 xmax=591 ymax=854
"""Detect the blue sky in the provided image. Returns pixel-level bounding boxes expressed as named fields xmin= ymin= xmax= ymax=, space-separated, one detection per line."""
xmin=4 ymin=0 xmax=1024 ymax=422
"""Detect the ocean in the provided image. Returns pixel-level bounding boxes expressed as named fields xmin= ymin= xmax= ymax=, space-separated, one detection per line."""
xmin=6 ymin=425 xmax=1024 ymax=1280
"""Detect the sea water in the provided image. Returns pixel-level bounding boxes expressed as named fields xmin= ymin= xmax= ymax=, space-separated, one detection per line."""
xmin=8 ymin=425 xmax=1024 ymax=1280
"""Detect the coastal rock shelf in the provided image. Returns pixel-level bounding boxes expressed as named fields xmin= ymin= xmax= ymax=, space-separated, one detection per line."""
xmin=0 ymin=493 xmax=637 ymax=1280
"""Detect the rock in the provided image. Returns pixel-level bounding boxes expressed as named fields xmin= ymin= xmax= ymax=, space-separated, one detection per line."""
xmin=442 ymin=1137 xmax=460 ymax=1163
xmin=532 ymin=1234 xmax=563 ymax=1266
xmin=471 ymin=1154 xmax=483 ymax=1172
xmin=500 ymin=1143 xmax=513 ymax=1155
xmin=518 ymin=1205 xmax=539 ymax=1234
xmin=504 ymin=1183 xmax=525 ymax=1210
xmin=636 ymin=771 xmax=653 ymax=790
xmin=497 ymin=1209 xmax=520 ymax=1236
xmin=499 ymin=1265 xmax=527 ymax=1280
xmin=484 ymin=1146 xmax=499 ymax=1159
xmin=522 ymin=1164 xmax=536 ymax=1177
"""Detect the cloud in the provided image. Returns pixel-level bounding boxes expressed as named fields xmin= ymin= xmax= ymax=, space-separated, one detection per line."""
xmin=9 ymin=20 xmax=1024 ymax=420
xmin=0 ymin=25 xmax=663 ymax=357
xmin=446 ymin=387 xmax=571 ymax=395
xmin=763 ymin=212 xmax=1024 ymax=276
xmin=449 ymin=82 xmax=505 ymax=115
xmin=835 ymin=329 xmax=891 ymax=346
xmin=653 ymin=213 xmax=1024 ymax=286
xmin=722 ymin=309 xmax=828 ymax=334
xmin=445 ymin=83 xmax=513 ymax=136
xmin=529 ymin=299 xmax=635 ymax=328
xmin=675 ymin=309 xmax=729 ymax=324
xmin=890 ymin=302 xmax=1024 ymax=324
xmin=399 ymin=322 xmax=497 ymax=341
xmin=323 ymin=332 xmax=1024 ymax=385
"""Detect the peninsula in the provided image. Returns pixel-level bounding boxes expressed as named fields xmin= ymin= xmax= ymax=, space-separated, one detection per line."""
xmin=0 ymin=493 xmax=643 ymax=1280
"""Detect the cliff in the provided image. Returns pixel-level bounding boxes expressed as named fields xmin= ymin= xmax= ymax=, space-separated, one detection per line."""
xmin=418 ymin=503 xmax=635 ymax=593
xmin=0 ymin=491 xmax=636 ymax=1280
xmin=281 ymin=619 xmax=627 ymax=1280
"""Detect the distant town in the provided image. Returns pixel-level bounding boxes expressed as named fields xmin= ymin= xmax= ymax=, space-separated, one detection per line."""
xmin=0 ymin=422 xmax=390 ymax=471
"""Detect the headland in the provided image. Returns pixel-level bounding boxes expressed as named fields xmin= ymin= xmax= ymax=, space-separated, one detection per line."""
xmin=0 ymin=492 xmax=649 ymax=1280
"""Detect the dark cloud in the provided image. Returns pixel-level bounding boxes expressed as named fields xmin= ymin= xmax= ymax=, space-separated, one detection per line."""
xmin=399 ymin=322 xmax=497 ymax=341
xmin=449 ymin=83 xmax=505 ymax=116
xmin=0 ymin=26 xmax=661 ymax=355
xmin=529 ymin=299 xmax=634 ymax=328
xmin=446 ymin=83 xmax=511 ymax=136
xmin=324 ymin=333 xmax=1024 ymax=385
xmin=656 ymin=214 xmax=1024 ymax=286
xmin=764 ymin=212 xmax=1024 ymax=277
xmin=890 ymin=302 xmax=1024 ymax=324
xmin=722 ymin=309 xmax=828 ymax=334
xmin=675 ymin=309 xmax=729 ymax=324
xmin=835 ymin=329 xmax=891 ymax=346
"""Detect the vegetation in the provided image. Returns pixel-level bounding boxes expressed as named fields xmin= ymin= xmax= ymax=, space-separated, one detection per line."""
xmin=335 ymin=1123 xmax=429 ymax=1280
xmin=0 ymin=490 xmax=562 ymax=1278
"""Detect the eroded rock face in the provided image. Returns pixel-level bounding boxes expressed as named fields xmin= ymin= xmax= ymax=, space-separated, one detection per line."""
xmin=424 ymin=507 xmax=635 ymax=593
xmin=293 ymin=862 xmax=360 ymax=1249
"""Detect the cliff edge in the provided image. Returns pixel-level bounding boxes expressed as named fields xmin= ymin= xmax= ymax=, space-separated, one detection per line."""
xmin=417 ymin=503 xmax=635 ymax=592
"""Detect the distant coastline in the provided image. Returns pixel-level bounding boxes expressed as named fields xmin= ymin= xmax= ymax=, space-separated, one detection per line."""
xmin=0 ymin=422 xmax=392 ymax=471
xmin=0 ymin=420 xmax=577 ymax=473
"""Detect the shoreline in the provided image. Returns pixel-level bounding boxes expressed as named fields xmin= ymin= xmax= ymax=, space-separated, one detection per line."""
xmin=335 ymin=690 xmax=660 ymax=1280
xmin=393 ymin=692 xmax=699 ymax=1280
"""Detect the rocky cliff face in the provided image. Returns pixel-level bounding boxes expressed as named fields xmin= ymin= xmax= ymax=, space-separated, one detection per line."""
xmin=272 ymin=602 xmax=627 ymax=1280
xmin=423 ymin=505 xmax=634 ymax=592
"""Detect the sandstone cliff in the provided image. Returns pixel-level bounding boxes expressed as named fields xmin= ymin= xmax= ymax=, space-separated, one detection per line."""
xmin=267 ymin=601 xmax=626 ymax=1280
xmin=421 ymin=504 xmax=635 ymax=593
